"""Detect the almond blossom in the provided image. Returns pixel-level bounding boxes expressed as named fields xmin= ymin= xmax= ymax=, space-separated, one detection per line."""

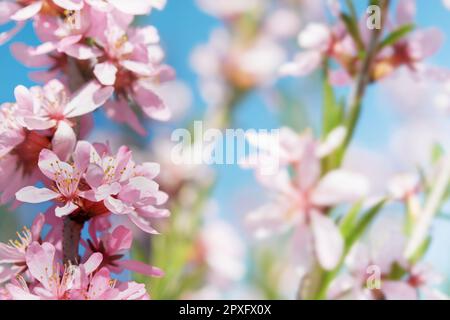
xmin=328 ymin=216 xmax=447 ymax=300
xmin=0 ymin=214 xmax=44 ymax=283
xmin=5 ymin=241 xmax=102 ymax=300
xmin=15 ymin=140 xmax=170 ymax=233
xmin=280 ymin=0 xmax=445 ymax=84
xmin=0 ymin=0 xmax=84 ymax=45
xmin=84 ymin=224 xmax=164 ymax=277
xmin=241 ymin=127 xmax=369 ymax=271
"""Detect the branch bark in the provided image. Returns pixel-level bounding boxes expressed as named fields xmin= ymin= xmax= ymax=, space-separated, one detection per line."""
xmin=63 ymin=217 xmax=85 ymax=265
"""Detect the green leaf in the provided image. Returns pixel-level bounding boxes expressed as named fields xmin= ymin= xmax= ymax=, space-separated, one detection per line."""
xmin=379 ymin=24 xmax=415 ymax=50
xmin=341 ymin=13 xmax=365 ymax=51
xmin=339 ymin=201 xmax=364 ymax=238
xmin=432 ymin=143 xmax=445 ymax=164
xmin=389 ymin=262 xmax=408 ymax=280
xmin=322 ymin=76 xmax=344 ymax=136
xmin=345 ymin=199 xmax=386 ymax=249
xmin=409 ymin=237 xmax=431 ymax=265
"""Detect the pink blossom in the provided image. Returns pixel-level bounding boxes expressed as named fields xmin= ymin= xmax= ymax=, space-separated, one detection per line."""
xmin=87 ymin=0 xmax=165 ymax=15
xmin=15 ymin=80 xmax=112 ymax=159
xmin=16 ymin=142 xmax=91 ymax=217
xmin=80 ymin=142 xmax=170 ymax=233
xmin=71 ymin=266 xmax=150 ymax=300
xmin=0 ymin=0 xmax=84 ymax=45
xmin=0 ymin=101 xmax=53 ymax=204
xmin=242 ymin=127 xmax=369 ymax=270
xmin=84 ymin=224 xmax=164 ymax=277
xmin=16 ymin=140 xmax=169 ymax=233
xmin=328 ymin=216 xmax=447 ymax=300
xmin=0 ymin=214 xmax=45 ymax=283
xmin=6 ymin=242 xmax=102 ymax=300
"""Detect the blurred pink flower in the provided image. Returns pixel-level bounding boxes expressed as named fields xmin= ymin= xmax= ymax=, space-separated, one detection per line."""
xmin=242 ymin=127 xmax=369 ymax=270
xmin=84 ymin=224 xmax=164 ymax=277
xmin=0 ymin=214 xmax=45 ymax=283
xmin=328 ymin=215 xmax=447 ymax=300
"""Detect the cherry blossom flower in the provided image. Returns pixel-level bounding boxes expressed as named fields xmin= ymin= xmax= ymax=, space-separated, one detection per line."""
xmin=15 ymin=80 xmax=112 ymax=159
xmin=281 ymin=0 xmax=445 ymax=84
xmin=0 ymin=214 xmax=45 ymax=284
xmin=6 ymin=242 xmax=102 ymax=300
xmin=16 ymin=140 xmax=169 ymax=233
xmin=84 ymin=224 xmax=164 ymax=277
xmin=0 ymin=0 xmax=84 ymax=45
xmin=328 ymin=216 xmax=447 ymax=300
xmin=71 ymin=266 xmax=150 ymax=300
xmin=16 ymin=142 xmax=91 ymax=217
xmin=242 ymin=127 xmax=369 ymax=271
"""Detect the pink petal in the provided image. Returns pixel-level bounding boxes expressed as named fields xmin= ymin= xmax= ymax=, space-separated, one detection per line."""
xmin=64 ymin=81 xmax=113 ymax=118
xmin=108 ymin=225 xmax=132 ymax=251
xmin=279 ymin=50 xmax=322 ymax=77
xmin=311 ymin=170 xmax=369 ymax=206
xmin=38 ymin=148 xmax=60 ymax=180
xmin=0 ymin=2 xmax=20 ymax=24
xmin=0 ymin=243 xmax=25 ymax=263
xmin=104 ymin=99 xmax=147 ymax=136
xmin=87 ymin=268 xmax=113 ymax=299
xmin=10 ymin=43 xmax=53 ymax=67
xmin=396 ymin=0 xmax=416 ymax=26
xmin=108 ymin=0 xmax=152 ymax=15
xmin=62 ymin=43 xmax=102 ymax=60
xmin=51 ymin=121 xmax=76 ymax=161
xmin=11 ymin=2 xmax=43 ymax=21
xmin=85 ymin=164 xmax=105 ymax=189
xmin=121 ymin=60 xmax=153 ymax=76
xmin=6 ymin=283 xmax=40 ymax=300
xmin=382 ymin=281 xmax=417 ymax=300
xmin=93 ymin=62 xmax=118 ymax=86
xmin=14 ymin=85 xmax=33 ymax=109
xmin=25 ymin=242 xmax=55 ymax=290
xmin=83 ymin=252 xmax=103 ymax=274
xmin=408 ymin=28 xmax=444 ymax=61
xmin=52 ymin=0 xmax=84 ymax=10
xmin=133 ymin=84 xmax=170 ymax=121
xmin=23 ymin=117 xmax=56 ymax=131
xmin=311 ymin=210 xmax=343 ymax=271
xmin=16 ymin=186 xmax=59 ymax=204
xmin=73 ymin=140 xmax=92 ymax=172
xmin=104 ymin=196 xmax=126 ymax=214
xmin=117 ymin=260 xmax=164 ymax=277
xmin=328 ymin=69 xmax=353 ymax=86
xmin=31 ymin=213 xmax=46 ymax=241
xmin=55 ymin=201 xmax=78 ymax=217
xmin=128 ymin=213 xmax=159 ymax=234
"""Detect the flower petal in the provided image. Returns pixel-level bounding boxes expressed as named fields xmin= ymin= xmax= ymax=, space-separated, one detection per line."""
xmin=311 ymin=170 xmax=369 ymax=206
xmin=55 ymin=201 xmax=78 ymax=217
xmin=16 ymin=186 xmax=59 ymax=204
xmin=311 ymin=210 xmax=343 ymax=270
xmin=93 ymin=62 xmax=118 ymax=86
xmin=11 ymin=2 xmax=43 ymax=21
xmin=64 ymin=81 xmax=113 ymax=118
xmin=52 ymin=121 xmax=76 ymax=161
xmin=117 ymin=260 xmax=164 ymax=277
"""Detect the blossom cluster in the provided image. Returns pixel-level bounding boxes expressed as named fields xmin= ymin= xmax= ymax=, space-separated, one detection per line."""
xmin=0 ymin=0 xmax=171 ymax=300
